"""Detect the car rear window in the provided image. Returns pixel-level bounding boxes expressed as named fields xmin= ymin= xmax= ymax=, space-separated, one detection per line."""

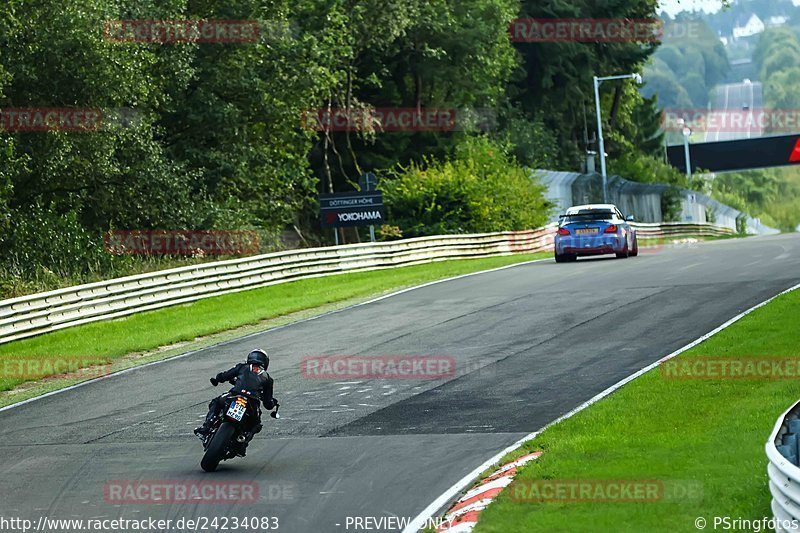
xmin=561 ymin=210 xmax=615 ymax=223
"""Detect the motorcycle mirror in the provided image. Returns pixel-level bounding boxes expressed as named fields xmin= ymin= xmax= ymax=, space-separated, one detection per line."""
xmin=270 ymin=411 xmax=280 ymax=419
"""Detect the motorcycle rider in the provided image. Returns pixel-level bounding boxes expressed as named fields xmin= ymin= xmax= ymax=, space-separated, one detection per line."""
xmin=194 ymin=349 xmax=278 ymax=454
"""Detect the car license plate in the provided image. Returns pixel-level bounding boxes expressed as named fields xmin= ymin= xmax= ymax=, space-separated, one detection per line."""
xmin=575 ymin=228 xmax=598 ymax=235
xmin=227 ymin=400 xmax=247 ymax=421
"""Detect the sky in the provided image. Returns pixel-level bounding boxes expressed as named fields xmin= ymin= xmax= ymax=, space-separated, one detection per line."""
xmin=660 ymin=0 xmax=800 ymax=17
xmin=659 ymin=0 xmax=724 ymax=17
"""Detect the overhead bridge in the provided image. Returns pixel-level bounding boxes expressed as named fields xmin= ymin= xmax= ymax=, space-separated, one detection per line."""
xmin=667 ymin=134 xmax=800 ymax=173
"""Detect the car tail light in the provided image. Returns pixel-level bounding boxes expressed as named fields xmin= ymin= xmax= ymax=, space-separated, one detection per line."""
xmin=557 ymin=227 xmax=570 ymax=236
xmin=604 ymin=225 xmax=618 ymax=233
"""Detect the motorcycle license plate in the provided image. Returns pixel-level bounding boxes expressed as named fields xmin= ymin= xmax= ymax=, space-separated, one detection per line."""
xmin=227 ymin=399 xmax=247 ymax=421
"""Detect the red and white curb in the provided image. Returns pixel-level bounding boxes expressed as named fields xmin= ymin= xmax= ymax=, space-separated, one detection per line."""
xmin=437 ymin=451 xmax=543 ymax=532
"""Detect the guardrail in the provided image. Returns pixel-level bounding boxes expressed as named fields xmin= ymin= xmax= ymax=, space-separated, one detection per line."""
xmin=767 ymin=400 xmax=800 ymax=531
xmin=631 ymin=222 xmax=733 ymax=238
xmin=0 ymin=222 xmax=733 ymax=345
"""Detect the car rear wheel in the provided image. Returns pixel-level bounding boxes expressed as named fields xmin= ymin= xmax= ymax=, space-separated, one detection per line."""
xmin=616 ymin=244 xmax=629 ymax=259
xmin=555 ymin=253 xmax=576 ymax=263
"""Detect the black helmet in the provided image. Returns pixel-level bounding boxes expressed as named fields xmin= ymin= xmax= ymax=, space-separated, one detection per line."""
xmin=246 ymin=349 xmax=269 ymax=369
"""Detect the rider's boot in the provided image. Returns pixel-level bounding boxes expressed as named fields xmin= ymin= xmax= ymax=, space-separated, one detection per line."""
xmin=193 ymin=423 xmax=211 ymax=438
xmin=195 ymin=397 xmax=224 ymax=439
xmin=194 ymin=411 xmax=218 ymax=438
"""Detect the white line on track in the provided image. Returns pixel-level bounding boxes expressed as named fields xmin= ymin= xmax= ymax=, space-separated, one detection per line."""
xmin=403 ymin=281 xmax=800 ymax=532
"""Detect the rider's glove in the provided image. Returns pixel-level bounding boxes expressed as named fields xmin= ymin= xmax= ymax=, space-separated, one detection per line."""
xmin=210 ymin=378 xmax=219 ymax=387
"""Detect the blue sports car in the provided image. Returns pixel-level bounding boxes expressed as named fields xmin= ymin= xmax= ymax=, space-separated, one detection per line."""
xmin=553 ymin=204 xmax=639 ymax=263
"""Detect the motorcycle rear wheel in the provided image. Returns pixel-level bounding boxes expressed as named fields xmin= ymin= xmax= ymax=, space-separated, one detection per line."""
xmin=201 ymin=421 xmax=235 ymax=472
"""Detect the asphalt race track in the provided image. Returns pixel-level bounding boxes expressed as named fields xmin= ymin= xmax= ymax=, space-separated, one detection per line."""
xmin=705 ymin=81 xmax=763 ymax=142
xmin=1 ymin=234 xmax=799 ymax=532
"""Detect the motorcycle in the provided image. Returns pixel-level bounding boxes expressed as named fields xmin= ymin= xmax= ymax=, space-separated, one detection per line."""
xmin=198 ymin=389 xmax=280 ymax=472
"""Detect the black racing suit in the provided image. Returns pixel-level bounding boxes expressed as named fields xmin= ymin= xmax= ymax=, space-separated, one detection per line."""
xmin=202 ymin=363 xmax=277 ymax=445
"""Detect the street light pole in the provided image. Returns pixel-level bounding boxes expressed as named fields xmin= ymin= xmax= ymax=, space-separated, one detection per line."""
xmin=593 ymin=76 xmax=607 ymax=203
xmin=592 ymin=73 xmax=642 ymax=204
xmin=682 ymin=126 xmax=692 ymax=179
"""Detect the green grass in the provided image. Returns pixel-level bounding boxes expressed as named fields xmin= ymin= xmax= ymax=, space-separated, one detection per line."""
xmin=0 ymin=252 xmax=547 ymax=405
xmin=475 ymin=287 xmax=800 ymax=533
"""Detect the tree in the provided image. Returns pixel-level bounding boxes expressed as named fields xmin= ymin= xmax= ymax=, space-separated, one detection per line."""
xmin=302 ymin=0 xmax=520 ymax=192
xmin=510 ymin=0 xmax=659 ymax=168
xmin=644 ymin=17 xmax=728 ymax=109
xmin=641 ymin=67 xmax=693 ymax=109
xmin=0 ymin=0 xmax=202 ymax=232
xmin=753 ymin=27 xmax=800 ymax=77
xmin=764 ymin=67 xmax=800 ymax=118
xmin=381 ymin=136 xmax=552 ymax=237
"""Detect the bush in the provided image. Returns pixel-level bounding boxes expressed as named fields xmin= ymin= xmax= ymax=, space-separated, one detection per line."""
xmin=660 ymin=187 xmax=683 ymax=223
xmin=380 ymin=137 xmax=553 ymax=238
xmin=0 ymin=203 xmax=290 ymax=297
xmin=1 ymin=204 xmax=106 ymax=277
xmin=608 ymin=151 xmax=688 ymax=187
xmin=497 ymin=113 xmax=558 ymax=169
